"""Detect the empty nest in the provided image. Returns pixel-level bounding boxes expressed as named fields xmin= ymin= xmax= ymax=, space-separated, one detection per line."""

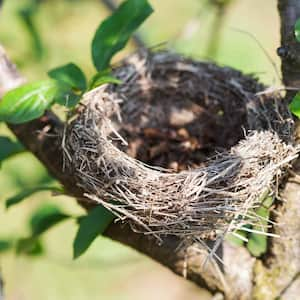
xmin=64 ymin=51 xmax=298 ymax=244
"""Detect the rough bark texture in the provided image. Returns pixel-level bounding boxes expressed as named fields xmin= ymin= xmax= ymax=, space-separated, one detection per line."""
xmin=0 ymin=1 xmax=299 ymax=299
xmin=277 ymin=0 xmax=300 ymax=89
xmin=249 ymin=1 xmax=300 ymax=299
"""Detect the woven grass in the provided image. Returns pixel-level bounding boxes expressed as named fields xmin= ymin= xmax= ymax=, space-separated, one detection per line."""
xmin=64 ymin=51 xmax=298 ymax=244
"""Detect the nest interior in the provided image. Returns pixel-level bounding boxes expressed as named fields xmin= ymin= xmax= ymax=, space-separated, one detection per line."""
xmin=65 ymin=51 xmax=297 ymax=244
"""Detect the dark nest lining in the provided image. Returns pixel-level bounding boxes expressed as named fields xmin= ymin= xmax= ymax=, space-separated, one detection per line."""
xmin=64 ymin=51 xmax=297 ymax=245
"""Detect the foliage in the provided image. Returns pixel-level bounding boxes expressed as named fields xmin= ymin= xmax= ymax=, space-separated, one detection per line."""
xmin=5 ymin=186 xmax=63 ymax=208
xmin=18 ymin=0 xmax=44 ymax=60
xmin=0 ymin=136 xmax=25 ymax=167
xmin=289 ymin=92 xmax=300 ymax=118
xmin=29 ymin=203 xmax=70 ymax=236
xmin=73 ymin=205 xmax=115 ymax=259
xmin=48 ymin=63 xmax=87 ymax=92
xmin=0 ymin=0 xmax=152 ymax=125
xmin=92 ymin=0 xmax=153 ymax=71
xmin=0 ymin=0 xmax=153 ymax=259
xmin=228 ymin=197 xmax=273 ymax=257
xmin=89 ymin=70 xmax=122 ymax=90
xmin=0 ymin=80 xmax=70 ymax=124
xmin=0 ymin=203 xmax=70 ymax=257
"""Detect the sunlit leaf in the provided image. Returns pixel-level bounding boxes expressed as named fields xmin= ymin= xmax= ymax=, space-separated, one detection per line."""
xmin=48 ymin=63 xmax=87 ymax=91
xmin=89 ymin=71 xmax=122 ymax=90
xmin=6 ymin=186 xmax=64 ymax=209
xmin=289 ymin=92 xmax=300 ymax=118
xmin=0 ymin=80 xmax=68 ymax=124
xmin=226 ymin=230 xmax=247 ymax=247
xmin=92 ymin=0 xmax=153 ymax=71
xmin=73 ymin=205 xmax=114 ymax=259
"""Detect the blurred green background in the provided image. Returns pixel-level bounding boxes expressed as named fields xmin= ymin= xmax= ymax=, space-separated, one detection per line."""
xmin=0 ymin=0 xmax=280 ymax=299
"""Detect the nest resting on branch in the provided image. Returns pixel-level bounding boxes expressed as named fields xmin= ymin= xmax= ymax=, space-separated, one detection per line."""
xmin=64 ymin=51 xmax=298 ymax=244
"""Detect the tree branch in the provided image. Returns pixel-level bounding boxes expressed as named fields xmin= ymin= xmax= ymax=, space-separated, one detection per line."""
xmin=1 ymin=45 xmax=242 ymax=297
xmin=277 ymin=0 xmax=300 ymax=90
xmin=251 ymin=2 xmax=300 ymax=298
xmin=4 ymin=0 xmax=300 ymax=296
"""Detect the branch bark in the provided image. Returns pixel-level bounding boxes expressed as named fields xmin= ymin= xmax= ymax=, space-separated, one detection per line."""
xmin=250 ymin=1 xmax=300 ymax=298
xmin=277 ymin=0 xmax=300 ymax=90
xmin=0 ymin=45 xmax=232 ymax=297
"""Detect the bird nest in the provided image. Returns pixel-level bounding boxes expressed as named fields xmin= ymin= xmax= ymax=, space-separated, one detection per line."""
xmin=64 ymin=51 xmax=297 ymax=244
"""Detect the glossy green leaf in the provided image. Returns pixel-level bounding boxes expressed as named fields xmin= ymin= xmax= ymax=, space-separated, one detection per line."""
xmin=295 ymin=18 xmax=300 ymax=42
xmin=73 ymin=205 xmax=115 ymax=259
xmin=92 ymin=0 xmax=153 ymax=71
xmin=30 ymin=203 xmax=70 ymax=236
xmin=0 ymin=80 xmax=68 ymax=124
xmin=89 ymin=71 xmax=122 ymax=90
xmin=0 ymin=136 xmax=25 ymax=166
xmin=289 ymin=92 xmax=300 ymax=118
xmin=16 ymin=237 xmax=44 ymax=256
xmin=6 ymin=186 xmax=63 ymax=209
xmin=48 ymin=63 xmax=87 ymax=91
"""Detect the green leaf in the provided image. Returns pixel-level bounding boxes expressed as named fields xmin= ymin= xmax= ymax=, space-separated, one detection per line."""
xmin=247 ymin=230 xmax=267 ymax=257
xmin=6 ymin=186 xmax=63 ymax=209
xmin=289 ymin=92 xmax=300 ymax=118
xmin=0 ymin=239 xmax=13 ymax=253
xmin=54 ymin=90 xmax=81 ymax=108
xmin=295 ymin=18 xmax=300 ymax=42
xmin=48 ymin=63 xmax=87 ymax=91
xmin=0 ymin=136 xmax=25 ymax=166
xmin=246 ymin=197 xmax=272 ymax=257
xmin=18 ymin=1 xmax=44 ymax=60
xmin=0 ymin=80 xmax=68 ymax=124
xmin=226 ymin=230 xmax=247 ymax=247
xmin=30 ymin=203 xmax=70 ymax=236
xmin=92 ymin=0 xmax=153 ymax=71
xmin=16 ymin=237 xmax=44 ymax=256
xmin=73 ymin=205 xmax=115 ymax=259
xmin=89 ymin=71 xmax=122 ymax=90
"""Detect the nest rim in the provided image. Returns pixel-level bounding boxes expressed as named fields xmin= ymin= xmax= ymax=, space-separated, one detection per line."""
xmin=65 ymin=50 xmax=297 ymax=244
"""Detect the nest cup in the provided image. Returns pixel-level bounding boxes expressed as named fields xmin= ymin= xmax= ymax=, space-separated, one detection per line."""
xmin=65 ymin=51 xmax=297 ymax=244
